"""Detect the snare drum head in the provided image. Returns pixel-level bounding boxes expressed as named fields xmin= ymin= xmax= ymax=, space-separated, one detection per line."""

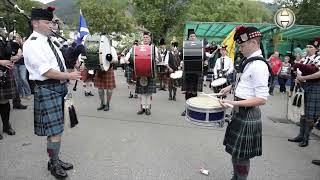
xmin=186 ymin=96 xmax=221 ymax=109
xmin=211 ymin=78 xmax=227 ymax=87
xmin=99 ymin=35 xmax=111 ymax=71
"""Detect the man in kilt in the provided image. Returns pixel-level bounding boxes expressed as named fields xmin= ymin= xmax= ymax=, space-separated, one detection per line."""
xmin=219 ymin=26 xmax=270 ymax=180
xmin=288 ymin=40 xmax=320 ymax=147
xmin=0 ymin=28 xmax=16 ymax=140
xmin=94 ymin=43 xmax=117 ymax=111
xmin=181 ymin=31 xmax=203 ymax=116
xmin=125 ymin=40 xmax=138 ymax=99
xmin=295 ymin=69 xmax=320 ymax=166
xmin=165 ymin=41 xmax=181 ymax=101
xmin=157 ymin=38 xmax=168 ymax=91
xmin=126 ymin=32 xmax=158 ymax=115
xmin=23 ymin=7 xmax=81 ymax=179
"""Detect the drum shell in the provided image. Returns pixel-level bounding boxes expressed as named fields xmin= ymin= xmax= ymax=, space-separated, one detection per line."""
xmin=85 ymin=36 xmax=101 ymax=70
xmin=183 ymin=40 xmax=204 ymax=75
xmin=134 ymin=45 xmax=155 ymax=77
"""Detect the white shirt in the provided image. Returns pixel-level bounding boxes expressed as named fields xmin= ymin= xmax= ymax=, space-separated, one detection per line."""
xmin=235 ymin=50 xmax=269 ymax=100
xmin=23 ymin=31 xmax=66 ymax=81
xmin=213 ymin=55 xmax=234 ymax=78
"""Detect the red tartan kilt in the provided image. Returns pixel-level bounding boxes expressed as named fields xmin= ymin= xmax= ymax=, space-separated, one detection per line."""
xmin=94 ymin=69 xmax=116 ymax=89
xmin=80 ymin=69 xmax=94 ymax=82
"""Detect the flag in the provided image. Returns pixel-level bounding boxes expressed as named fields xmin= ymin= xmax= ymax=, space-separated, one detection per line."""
xmin=221 ymin=28 xmax=236 ymax=62
xmin=76 ymin=9 xmax=89 ymax=44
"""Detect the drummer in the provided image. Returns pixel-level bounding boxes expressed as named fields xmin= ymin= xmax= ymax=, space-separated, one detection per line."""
xmin=181 ymin=30 xmax=203 ymax=116
xmin=157 ymin=38 xmax=168 ymax=91
xmin=219 ymin=26 xmax=270 ymax=180
xmin=213 ymin=45 xmax=234 ymax=82
xmin=165 ymin=41 xmax=181 ymax=101
xmin=94 ymin=38 xmax=117 ymax=111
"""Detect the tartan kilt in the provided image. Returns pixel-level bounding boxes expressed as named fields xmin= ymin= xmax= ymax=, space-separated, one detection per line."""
xmin=34 ymin=83 xmax=67 ymax=136
xmin=125 ymin=65 xmax=136 ymax=83
xmin=303 ymin=82 xmax=320 ymax=120
xmin=94 ymin=69 xmax=116 ymax=89
xmin=135 ymin=77 xmax=157 ymax=94
xmin=0 ymin=70 xmax=15 ymax=100
xmin=181 ymin=73 xmax=203 ymax=92
xmin=223 ymin=106 xmax=262 ymax=159
xmin=80 ymin=69 xmax=94 ymax=82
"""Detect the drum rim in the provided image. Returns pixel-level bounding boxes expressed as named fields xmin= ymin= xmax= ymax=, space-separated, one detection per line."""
xmin=186 ymin=96 xmax=223 ymax=109
xmin=211 ymin=78 xmax=227 ymax=87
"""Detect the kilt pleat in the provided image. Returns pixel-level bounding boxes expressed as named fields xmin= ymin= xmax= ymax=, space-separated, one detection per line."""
xmin=0 ymin=70 xmax=15 ymax=100
xmin=223 ymin=106 xmax=262 ymax=159
xmin=34 ymin=83 xmax=67 ymax=136
xmin=94 ymin=69 xmax=116 ymax=89
xmin=125 ymin=65 xmax=136 ymax=83
xmin=303 ymin=82 xmax=320 ymax=120
xmin=135 ymin=77 xmax=156 ymax=94
xmin=80 ymin=69 xmax=94 ymax=82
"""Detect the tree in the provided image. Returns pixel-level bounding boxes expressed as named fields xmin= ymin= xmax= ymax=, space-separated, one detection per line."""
xmin=78 ymin=0 xmax=133 ymax=34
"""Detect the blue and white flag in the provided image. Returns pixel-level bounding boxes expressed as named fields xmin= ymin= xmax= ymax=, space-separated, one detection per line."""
xmin=76 ymin=9 xmax=89 ymax=44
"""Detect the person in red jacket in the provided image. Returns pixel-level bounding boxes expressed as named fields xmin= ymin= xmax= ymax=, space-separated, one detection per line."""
xmin=268 ymin=51 xmax=282 ymax=95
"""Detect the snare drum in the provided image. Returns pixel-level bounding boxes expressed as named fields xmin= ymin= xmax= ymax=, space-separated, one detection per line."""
xmin=186 ymin=96 xmax=225 ymax=125
xmin=211 ymin=78 xmax=227 ymax=93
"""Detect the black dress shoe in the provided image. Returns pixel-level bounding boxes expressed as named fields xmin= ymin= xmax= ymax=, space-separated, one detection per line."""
xmin=129 ymin=94 xmax=133 ymax=98
xmin=288 ymin=137 xmax=303 ymax=143
xmin=97 ymin=105 xmax=105 ymax=110
xmin=88 ymin=91 xmax=94 ymax=96
xmin=134 ymin=94 xmax=138 ymax=98
xmin=145 ymin=109 xmax=151 ymax=115
xmin=312 ymin=160 xmax=320 ymax=166
xmin=172 ymin=96 xmax=176 ymax=101
xmin=84 ymin=92 xmax=89 ymax=96
xmin=48 ymin=160 xmax=73 ymax=171
xmin=137 ymin=109 xmax=145 ymax=115
xmin=181 ymin=110 xmax=186 ymax=116
xmin=168 ymin=96 xmax=173 ymax=101
xmin=13 ymin=104 xmax=27 ymax=109
xmin=3 ymin=128 xmax=15 ymax=135
xmin=50 ymin=164 xmax=68 ymax=179
xmin=0 ymin=133 xmax=3 ymax=140
xmin=299 ymin=140 xmax=308 ymax=147
xmin=104 ymin=105 xmax=109 ymax=111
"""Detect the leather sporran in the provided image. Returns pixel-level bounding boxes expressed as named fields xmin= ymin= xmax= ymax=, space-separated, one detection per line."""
xmin=0 ymin=68 xmax=8 ymax=87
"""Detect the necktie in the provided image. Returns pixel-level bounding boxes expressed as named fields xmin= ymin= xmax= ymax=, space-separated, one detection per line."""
xmin=221 ymin=57 xmax=225 ymax=70
xmin=47 ymin=38 xmax=65 ymax=72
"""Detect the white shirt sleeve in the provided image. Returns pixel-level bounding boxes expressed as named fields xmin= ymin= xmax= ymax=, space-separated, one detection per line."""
xmin=164 ymin=51 xmax=169 ymax=65
xmin=213 ymin=58 xmax=220 ymax=78
xmin=124 ymin=48 xmax=132 ymax=64
xmin=226 ymin=57 xmax=234 ymax=75
xmin=250 ymin=61 xmax=270 ymax=100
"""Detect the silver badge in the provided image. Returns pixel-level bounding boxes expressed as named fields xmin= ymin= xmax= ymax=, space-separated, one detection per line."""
xmin=240 ymin=33 xmax=248 ymax=42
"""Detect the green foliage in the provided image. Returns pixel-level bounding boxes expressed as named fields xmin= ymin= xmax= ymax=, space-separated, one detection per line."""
xmin=48 ymin=0 xmax=78 ymax=26
xmin=79 ymin=0 xmax=133 ymax=35
xmin=0 ymin=0 xmax=41 ymax=37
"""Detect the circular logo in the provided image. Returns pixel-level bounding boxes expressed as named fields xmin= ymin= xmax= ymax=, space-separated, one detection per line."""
xmin=274 ymin=8 xmax=296 ymax=29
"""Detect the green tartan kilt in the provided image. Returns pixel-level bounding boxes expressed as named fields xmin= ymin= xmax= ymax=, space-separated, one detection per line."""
xmin=223 ymin=106 xmax=262 ymax=159
xmin=303 ymin=82 xmax=320 ymax=120
xmin=135 ymin=77 xmax=156 ymax=94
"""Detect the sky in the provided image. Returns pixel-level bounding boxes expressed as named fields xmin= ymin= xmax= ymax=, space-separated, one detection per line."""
xmin=34 ymin=0 xmax=275 ymax=4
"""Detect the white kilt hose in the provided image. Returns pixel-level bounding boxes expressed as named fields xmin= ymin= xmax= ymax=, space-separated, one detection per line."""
xmin=34 ymin=81 xmax=67 ymax=136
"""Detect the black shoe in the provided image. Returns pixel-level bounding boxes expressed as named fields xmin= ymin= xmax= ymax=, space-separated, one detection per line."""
xmin=172 ymin=96 xmax=176 ymax=101
xmin=299 ymin=140 xmax=308 ymax=147
xmin=181 ymin=110 xmax=186 ymax=116
xmin=97 ymin=105 xmax=105 ymax=111
xmin=316 ymin=123 xmax=320 ymax=130
xmin=88 ymin=91 xmax=94 ymax=96
xmin=145 ymin=109 xmax=151 ymax=115
xmin=50 ymin=163 xmax=68 ymax=179
xmin=3 ymin=128 xmax=15 ymax=135
xmin=84 ymin=92 xmax=89 ymax=96
xmin=104 ymin=104 xmax=109 ymax=111
xmin=0 ymin=133 xmax=2 ymax=140
xmin=169 ymin=96 xmax=173 ymax=101
xmin=129 ymin=94 xmax=133 ymax=98
xmin=137 ymin=109 xmax=145 ymax=115
xmin=134 ymin=94 xmax=138 ymax=98
xmin=203 ymin=84 xmax=207 ymax=87
xmin=288 ymin=136 xmax=303 ymax=143
xmin=48 ymin=160 xmax=73 ymax=171
xmin=312 ymin=160 xmax=320 ymax=166
xmin=13 ymin=104 xmax=27 ymax=109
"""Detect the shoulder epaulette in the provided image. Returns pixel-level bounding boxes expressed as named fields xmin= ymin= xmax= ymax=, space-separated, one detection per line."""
xmin=31 ymin=37 xmax=37 ymax=40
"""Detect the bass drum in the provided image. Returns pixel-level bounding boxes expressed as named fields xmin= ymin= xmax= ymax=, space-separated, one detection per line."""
xmin=133 ymin=45 xmax=155 ymax=78
xmin=84 ymin=35 xmax=113 ymax=71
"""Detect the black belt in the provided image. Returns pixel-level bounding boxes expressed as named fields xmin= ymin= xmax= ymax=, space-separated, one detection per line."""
xmin=34 ymin=79 xmax=61 ymax=85
xmin=234 ymin=96 xmax=255 ymax=110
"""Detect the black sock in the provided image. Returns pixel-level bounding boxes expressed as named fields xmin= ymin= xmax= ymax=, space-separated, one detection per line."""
xmin=0 ymin=102 xmax=10 ymax=129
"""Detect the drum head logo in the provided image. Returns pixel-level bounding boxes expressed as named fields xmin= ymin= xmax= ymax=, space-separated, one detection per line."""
xmin=274 ymin=7 xmax=295 ymax=29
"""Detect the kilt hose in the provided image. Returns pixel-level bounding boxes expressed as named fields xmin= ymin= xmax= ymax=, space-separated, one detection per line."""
xmin=34 ymin=82 xmax=67 ymax=136
xmin=94 ymin=69 xmax=116 ymax=90
xmin=80 ymin=69 xmax=94 ymax=82
xmin=224 ymin=101 xmax=262 ymax=159
xmin=303 ymin=82 xmax=320 ymax=120
xmin=0 ymin=70 xmax=16 ymax=100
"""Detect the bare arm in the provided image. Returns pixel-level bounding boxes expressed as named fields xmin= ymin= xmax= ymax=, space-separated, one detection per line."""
xmin=43 ymin=69 xmax=81 ymax=80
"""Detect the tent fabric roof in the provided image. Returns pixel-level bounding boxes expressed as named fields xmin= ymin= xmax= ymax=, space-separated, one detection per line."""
xmin=185 ymin=22 xmax=320 ymax=41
